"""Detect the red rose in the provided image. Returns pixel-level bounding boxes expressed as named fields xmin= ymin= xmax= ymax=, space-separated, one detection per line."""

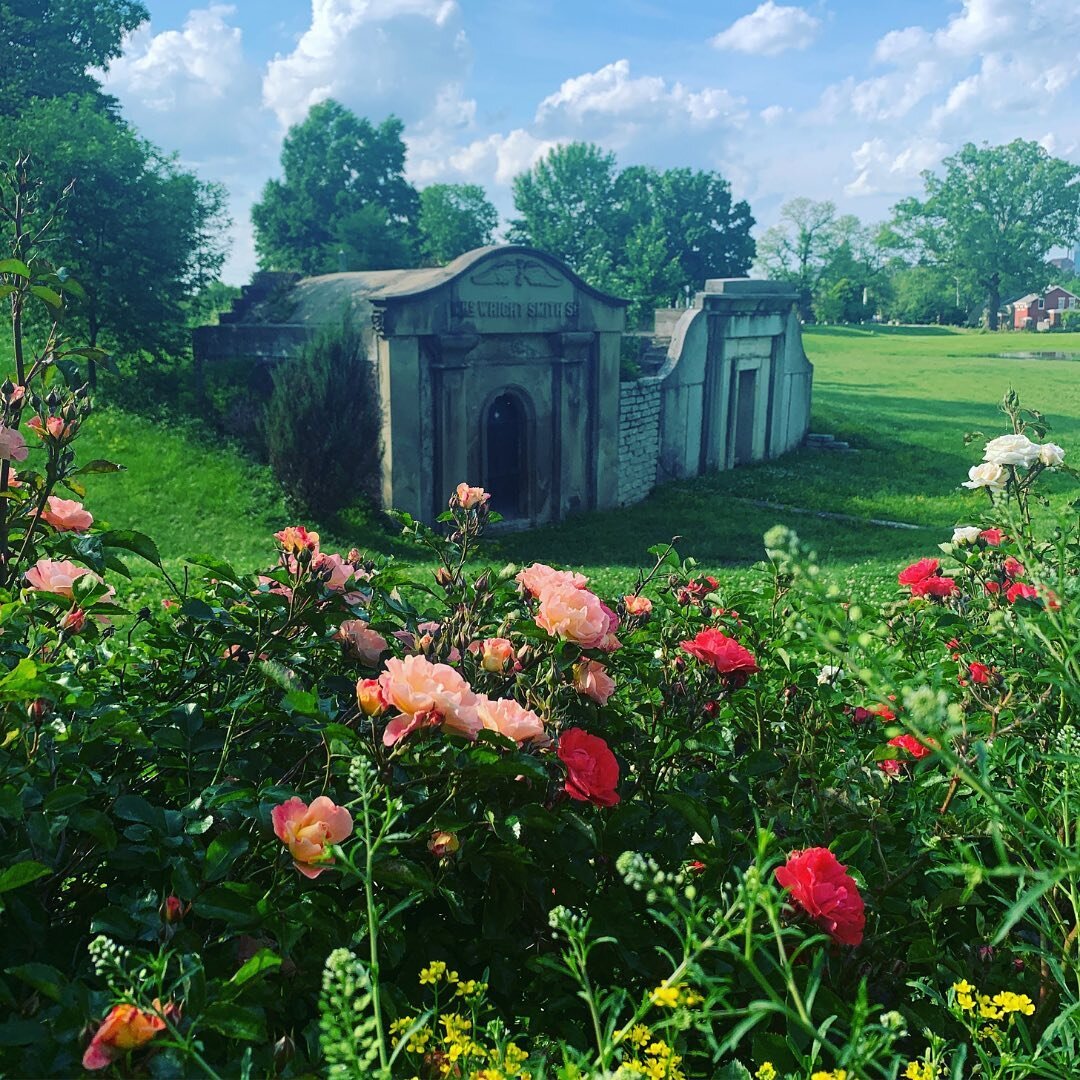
xmin=878 ymin=733 xmax=937 ymax=775
xmin=1006 ymin=581 xmax=1038 ymax=604
xmin=968 ymin=662 xmax=991 ymax=685
xmin=680 ymin=628 xmax=759 ymax=687
xmin=898 ymin=558 xmax=939 ymax=586
xmin=774 ymin=847 xmax=865 ymax=947
xmin=909 ymin=575 xmax=958 ymax=599
xmin=867 ymin=703 xmax=896 ymax=722
xmin=1003 ymin=557 xmax=1025 ymax=580
xmin=557 ymin=728 xmax=620 ymax=807
xmin=979 ymin=528 xmax=1004 ymax=546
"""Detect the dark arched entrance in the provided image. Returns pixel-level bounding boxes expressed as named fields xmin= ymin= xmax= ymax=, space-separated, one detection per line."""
xmin=485 ymin=392 xmax=526 ymax=518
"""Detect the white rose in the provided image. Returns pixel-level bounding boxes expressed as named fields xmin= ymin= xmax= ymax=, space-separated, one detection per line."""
xmin=962 ymin=462 xmax=1007 ymax=491
xmin=952 ymin=526 xmax=982 ymax=544
xmin=817 ymin=664 xmax=844 ymax=685
xmin=1039 ymin=442 xmax=1065 ymax=468
xmin=983 ymin=433 xmax=1041 ymax=468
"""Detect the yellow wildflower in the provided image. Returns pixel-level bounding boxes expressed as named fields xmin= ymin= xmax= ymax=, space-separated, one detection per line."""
xmin=977 ymin=994 xmax=1003 ymax=1021
xmin=992 ymin=991 xmax=1035 ymax=1016
xmin=623 ymin=1024 xmax=652 ymax=1047
xmin=756 ymin=1063 xmax=778 ymax=1080
xmin=420 ymin=961 xmax=448 ymax=985
xmin=504 ymin=1042 xmax=528 ymax=1067
xmin=904 ymin=1062 xmax=934 ymax=1080
xmin=650 ymin=984 xmax=682 ymax=1008
xmin=455 ymin=979 xmax=488 ymax=998
xmin=810 ymin=1071 xmax=847 ymax=1080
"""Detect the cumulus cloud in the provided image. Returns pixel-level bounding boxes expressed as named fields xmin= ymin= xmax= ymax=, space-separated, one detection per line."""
xmin=262 ymin=0 xmax=471 ymax=129
xmin=710 ymin=2 xmax=820 ymax=56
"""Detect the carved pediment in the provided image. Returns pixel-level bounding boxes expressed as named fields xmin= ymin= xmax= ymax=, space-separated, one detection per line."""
xmin=470 ymin=258 xmax=563 ymax=289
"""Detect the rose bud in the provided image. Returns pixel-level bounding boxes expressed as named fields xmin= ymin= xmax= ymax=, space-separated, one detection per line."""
xmin=160 ymin=895 xmax=188 ymax=924
xmin=356 ymin=678 xmax=388 ymax=717
xmin=427 ymin=830 xmax=460 ymax=858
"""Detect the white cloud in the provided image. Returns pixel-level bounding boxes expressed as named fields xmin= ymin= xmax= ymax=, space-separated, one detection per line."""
xmin=533 ymin=60 xmax=745 ymax=145
xmin=262 ymin=0 xmax=471 ymax=128
xmin=710 ymin=2 xmax=820 ymax=57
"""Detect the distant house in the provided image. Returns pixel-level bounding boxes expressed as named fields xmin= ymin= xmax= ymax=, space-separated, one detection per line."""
xmin=1011 ymin=285 xmax=1080 ymax=329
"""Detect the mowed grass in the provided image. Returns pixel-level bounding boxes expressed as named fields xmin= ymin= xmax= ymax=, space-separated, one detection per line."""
xmin=74 ymin=327 xmax=1080 ymax=599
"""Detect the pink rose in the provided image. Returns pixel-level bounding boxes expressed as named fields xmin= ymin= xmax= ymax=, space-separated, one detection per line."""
xmin=336 ymin=621 xmax=388 ymax=665
xmin=516 ymin=562 xmax=589 ymax=597
xmin=453 ymin=483 xmax=490 ymax=510
xmin=271 ymin=795 xmax=354 ymax=879
xmin=274 ymin=526 xmax=319 ymax=556
xmin=41 ymin=496 xmax=93 ymax=533
xmin=535 ymin=583 xmax=620 ymax=651
xmin=257 ymin=575 xmax=294 ymax=601
xmin=0 ymin=424 xmax=28 ymax=462
xmin=312 ymin=551 xmax=356 ymax=592
xmin=25 ymin=558 xmax=110 ymax=600
xmin=475 ymin=695 xmax=547 ymax=744
xmin=572 ymin=659 xmax=616 ymax=705
xmin=378 ymin=655 xmax=479 ymax=745
xmin=467 ymin=636 xmax=516 ymax=673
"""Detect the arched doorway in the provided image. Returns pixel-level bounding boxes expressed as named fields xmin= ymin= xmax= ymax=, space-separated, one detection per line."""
xmin=485 ymin=392 xmax=526 ymax=518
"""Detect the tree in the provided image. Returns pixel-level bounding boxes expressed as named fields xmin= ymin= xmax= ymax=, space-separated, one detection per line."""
xmin=510 ymin=144 xmax=755 ymax=324
xmin=418 ymin=184 xmax=498 ymax=265
xmin=508 ymin=143 xmax=622 ymax=274
xmin=889 ymin=140 xmax=1080 ymax=330
xmin=251 ymin=101 xmax=420 ymax=276
xmin=754 ymin=198 xmax=842 ymax=319
xmin=0 ymin=0 xmax=148 ymax=117
xmin=0 ymin=95 xmax=228 ymax=368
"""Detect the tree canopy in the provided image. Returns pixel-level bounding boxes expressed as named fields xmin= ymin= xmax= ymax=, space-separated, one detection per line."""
xmin=417 ymin=183 xmax=498 ymax=265
xmin=251 ymin=101 xmax=421 ymax=276
xmin=0 ymin=0 xmax=148 ymax=117
xmin=509 ymin=143 xmax=754 ymax=325
xmin=1 ymin=95 xmax=228 ymax=362
xmin=889 ymin=139 xmax=1080 ymax=329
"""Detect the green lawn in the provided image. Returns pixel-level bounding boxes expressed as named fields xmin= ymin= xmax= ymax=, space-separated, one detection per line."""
xmin=75 ymin=326 xmax=1080 ymax=598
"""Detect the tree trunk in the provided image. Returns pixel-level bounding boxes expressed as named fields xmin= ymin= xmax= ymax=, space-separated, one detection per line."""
xmin=986 ymin=274 xmax=1001 ymax=331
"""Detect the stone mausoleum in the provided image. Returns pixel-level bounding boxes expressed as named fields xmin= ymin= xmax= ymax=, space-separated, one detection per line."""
xmin=194 ymin=245 xmax=813 ymax=526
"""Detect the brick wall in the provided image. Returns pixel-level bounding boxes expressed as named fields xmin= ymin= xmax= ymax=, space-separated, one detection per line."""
xmin=617 ymin=377 xmax=662 ymax=506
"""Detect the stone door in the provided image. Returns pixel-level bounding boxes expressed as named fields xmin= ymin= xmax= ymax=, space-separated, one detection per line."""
xmin=734 ymin=369 xmax=757 ymax=465
xmin=485 ymin=392 xmax=526 ymax=517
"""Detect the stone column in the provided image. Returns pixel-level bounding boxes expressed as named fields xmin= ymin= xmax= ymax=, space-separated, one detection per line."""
xmin=377 ymin=332 xmax=425 ymax=518
xmin=551 ymin=331 xmax=594 ymax=518
xmin=592 ymin=330 xmax=621 ymax=510
xmin=432 ymin=334 xmax=480 ymax=514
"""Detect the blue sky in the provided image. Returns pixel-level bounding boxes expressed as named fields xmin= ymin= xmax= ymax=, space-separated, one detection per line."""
xmin=99 ymin=1 xmax=1080 ymax=282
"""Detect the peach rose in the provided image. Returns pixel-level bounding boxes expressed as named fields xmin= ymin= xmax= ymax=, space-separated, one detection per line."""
xmin=475 ymin=695 xmax=547 ymax=744
xmin=623 ymin=594 xmax=652 ymax=617
xmin=378 ymin=655 xmax=479 ymax=745
xmin=453 ymin=482 xmax=490 ymax=510
xmin=356 ymin=677 xmax=388 ymax=716
xmin=535 ymin=583 xmax=620 ymax=651
xmin=274 ymin=526 xmax=319 ymax=555
xmin=312 ymin=551 xmax=356 ymax=591
xmin=467 ymin=636 xmax=516 ymax=673
xmin=427 ymin=830 xmax=460 ymax=857
xmin=572 ymin=659 xmax=616 ymax=705
xmin=272 ymin=795 xmax=354 ymax=879
xmin=516 ymin=562 xmax=589 ymax=597
xmin=0 ymin=424 xmax=28 ymax=461
xmin=41 ymin=495 xmax=93 ymax=532
xmin=83 ymin=1002 xmax=171 ymax=1070
xmin=336 ymin=620 xmax=388 ymax=665
xmin=25 ymin=558 xmax=110 ymax=600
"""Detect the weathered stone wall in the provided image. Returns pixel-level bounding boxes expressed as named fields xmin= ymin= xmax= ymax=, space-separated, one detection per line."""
xmin=616 ymin=376 xmax=662 ymax=506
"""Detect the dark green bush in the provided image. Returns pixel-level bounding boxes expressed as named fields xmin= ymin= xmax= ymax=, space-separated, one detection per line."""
xmin=263 ymin=319 xmax=381 ymax=516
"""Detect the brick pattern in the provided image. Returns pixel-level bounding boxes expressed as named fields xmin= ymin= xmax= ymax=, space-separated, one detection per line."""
xmin=617 ymin=377 xmax=662 ymax=506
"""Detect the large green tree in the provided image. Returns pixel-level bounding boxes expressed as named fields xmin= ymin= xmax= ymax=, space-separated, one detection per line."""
xmin=0 ymin=0 xmax=148 ymax=117
xmin=889 ymin=140 xmax=1080 ymax=329
xmin=509 ymin=143 xmax=754 ymax=323
xmin=417 ymin=183 xmax=498 ymax=265
xmin=252 ymin=101 xmax=420 ymax=276
xmin=1 ymin=95 xmax=228 ymax=367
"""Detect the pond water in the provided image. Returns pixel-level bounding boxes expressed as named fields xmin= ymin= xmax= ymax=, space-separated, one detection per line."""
xmin=994 ymin=351 xmax=1080 ymax=361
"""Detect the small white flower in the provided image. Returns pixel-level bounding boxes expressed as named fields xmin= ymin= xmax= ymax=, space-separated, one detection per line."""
xmin=1039 ymin=442 xmax=1065 ymax=468
xmin=952 ymin=526 xmax=982 ymax=544
xmin=962 ymin=462 xmax=1007 ymax=491
xmin=817 ymin=664 xmax=844 ymax=685
xmin=983 ymin=433 xmax=1041 ymax=468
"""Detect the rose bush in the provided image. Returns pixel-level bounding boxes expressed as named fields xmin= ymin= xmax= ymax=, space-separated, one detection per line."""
xmin=2 ymin=173 xmax=1080 ymax=1077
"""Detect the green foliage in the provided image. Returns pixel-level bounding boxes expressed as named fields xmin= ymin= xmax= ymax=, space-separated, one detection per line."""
xmin=418 ymin=183 xmax=499 ymax=265
xmin=252 ymin=101 xmax=420 ymax=275
xmin=0 ymin=0 xmax=148 ymax=117
xmin=0 ymin=95 xmax=228 ymax=360
xmin=1059 ymin=309 xmax=1080 ymax=332
xmin=509 ymin=143 xmax=754 ymax=319
xmin=263 ymin=320 xmax=381 ymax=516
xmin=879 ymin=265 xmax=968 ymax=325
xmin=889 ymin=139 xmax=1080 ymax=329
